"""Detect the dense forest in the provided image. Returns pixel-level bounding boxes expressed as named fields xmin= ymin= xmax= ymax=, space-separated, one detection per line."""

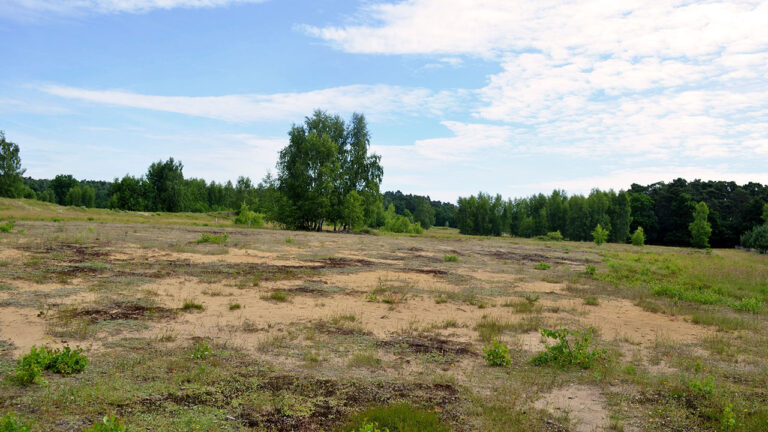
xmin=2 ymin=121 xmax=768 ymax=251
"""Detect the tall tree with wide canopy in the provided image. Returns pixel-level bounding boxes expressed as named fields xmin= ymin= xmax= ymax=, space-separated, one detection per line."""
xmin=0 ymin=131 xmax=25 ymax=198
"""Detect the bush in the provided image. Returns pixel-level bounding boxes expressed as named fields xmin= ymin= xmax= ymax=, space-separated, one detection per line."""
xmin=234 ymin=204 xmax=264 ymax=228
xmin=0 ymin=220 xmax=14 ymax=233
xmin=338 ymin=403 xmax=449 ymax=432
xmin=14 ymin=345 xmax=88 ymax=386
xmin=443 ymin=254 xmax=458 ymax=262
xmin=631 ymin=226 xmax=645 ymax=246
xmin=181 ymin=300 xmax=204 ymax=311
xmin=531 ymin=328 xmax=605 ymax=369
xmin=190 ymin=341 xmax=213 ymax=360
xmin=0 ymin=413 xmax=31 ymax=432
xmin=195 ymin=232 xmax=228 ymax=244
xmin=546 ymin=231 xmax=563 ymax=241
xmin=534 ymin=262 xmax=551 ymax=270
xmin=740 ymin=224 xmax=768 ymax=253
xmin=592 ymin=224 xmax=609 ymax=246
xmin=83 ymin=414 xmax=126 ymax=432
xmin=584 ymin=264 xmax=596 ymax=276
xmin=261 ymin=291 xmax=288 ymax=302
xmin=483 ymin=340 xmax=512 ymax=367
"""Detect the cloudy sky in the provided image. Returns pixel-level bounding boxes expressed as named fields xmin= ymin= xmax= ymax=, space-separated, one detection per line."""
xmin=2 ymin=0 xmax=767 ymax=202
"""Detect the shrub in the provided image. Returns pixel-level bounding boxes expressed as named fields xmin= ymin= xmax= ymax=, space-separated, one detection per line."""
xmin=592 ymin=224 xmax=609 ymax=246
xmin=14 ymin=345 xmax=88 ymax=386
xmin=234 ymin=204 xmax=264 ymax=228
xmin=0 ymin=220 xmax=14 ymax=233
xmin=531 ymin=328 xmax=605 ymax=369
xmin=689 ymin=201 xmax=712 ymax=249
xmin=732 ymin=297 xmax=762 ymax=314
xmin=584 ymin=264 xmax=596 ymax=276
xmin=262 ymin=291 xmax=288 ymax=302
xmin=83 ymin=414 xmax=126 ymax=432
xmin=583 ymin=296 xmax=599 ymax=306
xmin=740 ymin=224 xmax=768 ymax=253
xmin=534 ymin=262 xmax=550 ymax=270
xmin=0 ymin=413 xmax=31 ymax=432
xmin=546 ymin=231 xmax=563 ymax=241
xmin=688 ymin=376 xmax=715 ymax=395
xmin=195 ymin=233 xmax=228 ymax=244
xmin=631 ymin=227 xmax=645 ymax=246
xmin=483 ymin=340 xmax=512 ymax=367
xmin=228 ymin=303 xmax=241 ymax=311
xmin=443 ymin=254 xmax=458 ymax=262
xmin=339 ymin=403 xmax=449 ymax=432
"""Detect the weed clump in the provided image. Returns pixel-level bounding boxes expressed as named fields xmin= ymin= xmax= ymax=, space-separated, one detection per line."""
xmin=14 ymin=345 xmax=88 ymax=386
xmin=483 ymin=340 xmax=512 ymax=367
xmin=534 ymin=262 xmax=551 ymax=270
xmin=0 ymin=412 xmax=31 ymax=431
xmin=83 ymin=414 xmax=126 ymax=432
xmin=261 ymin=291 xmax=289 ymax=302
xmin=190 ymin=341 xmax=213 ymax=360
xmin=228 ymin=303 xmax=242 ymax=310
xmin=195 ymin=232 xmax=228 ymax=244
xmin=531 ymin=328 xmax=605 ymax=369
xmin=0 ymin=220 xmax=14 ymax=233
xmin=583 ymin=296 xmax=599 ymax=306
xmin=443 ymin=254 xmax=458 ymax=262
xmin=181 ymin=299 xmax=204 ymax=311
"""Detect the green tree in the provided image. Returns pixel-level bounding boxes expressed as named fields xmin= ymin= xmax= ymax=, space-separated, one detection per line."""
xmin=592 ymin=224 xmax=609 ymax=245
xmin=631 ymin=226 xmax=645 ymax=246
xmin=146 ymin=158 xmax=185 ymax=212
xmin=610 ymin=191 xmax=631 ymax=243
xmin=50 ymin=175 xmax=78 ymax=205
xmin=689 ymin=201 xmax=712 ymax=248
xmin=65 ymin=186 xmax=82 ymax=206
xmin=0 ymin=131 xmax=25 ymax=198
xmin=341 ymin=191 xmax=365 ymax=231
xmin=763 ymin=203 xmax=768 ymax=224
xmin=412 ymin=196 xmax=435 ymax=230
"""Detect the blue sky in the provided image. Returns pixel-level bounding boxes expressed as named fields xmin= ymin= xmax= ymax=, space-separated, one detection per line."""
xmin=2 ymin=0 xmax=767 ymax=202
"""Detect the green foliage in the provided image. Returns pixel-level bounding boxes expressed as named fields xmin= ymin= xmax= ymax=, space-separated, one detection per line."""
xmin=381 ymin=204 xmax=423 ymax=234
xmin=732 ymin=297 xmax=762 ymax=314
xmin=190 ymin=341 xmax=213 ymax=360
xmin=0 ymin=412 xmax=31 ymax=432
xmin=83 ymin=415 xmax=126 ymax=432
xmin=14 ymin=345 xmax=88 ymax=385
xmin=342 ymin=190 xmax=366 ymax=231
xmin=631 ymin=226 xmax=645 ymax=246
xmin=0 ymin=131 xmax=26 ymax=198
xmin=483 ymin=340 xmax=512 ymax=367
xmin=584 ymin=264 xmax=596 ymax=276
xmin=592 ymin=224 xmax=609 ymax=245
xmin=720 ymin=404 xmax=736 ymax=431
xmin=443 ymin=254 xmax=458 ymax=262
xmin=195 ymin=233 xmax=228 ymax=244
xmin=0 ymin=220 xmax=14 ymax=233
xmin=355 ymin=423 xmax=389 ymax=432
xmin=545 ymin=230 xmax=563 ymax=241
xmin=262 ymin=291 xmax=288 ymax=302
xmin=339 ymin=404 xmax=449 ymax=432
xmin=583 ymin=296 xmax=599 ymax=306
xmin=181 ymin=300 xmax=204 ymax=311
xmin=740 ymin=223 xmax=768 ymax=253
xmin=234 ymin=204 xmax=264 ymax=227
xmin=456 ymin=192 xmax=505 ymax=236
xmin=530 ymin=328 xmax=605 ymax=369
xmin=688 ymin=376 xmax=715 ymax=395
xmin=534 ymin=262 xmax=550 ymax=270
xmin=689 ymin=201 xmax=712 ymax=249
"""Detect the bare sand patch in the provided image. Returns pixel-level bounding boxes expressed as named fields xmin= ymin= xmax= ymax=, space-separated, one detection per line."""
xmin=534 ymin=385 xmax=608 ymax=432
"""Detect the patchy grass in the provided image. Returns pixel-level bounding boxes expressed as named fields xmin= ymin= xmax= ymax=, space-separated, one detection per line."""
xmin=261 ymin=291 xmax=289 ymax=302
xmin=181 ymin=299 xmax=204 ymax=311
xmin=195 ymin=232 xmax=229 ymax=244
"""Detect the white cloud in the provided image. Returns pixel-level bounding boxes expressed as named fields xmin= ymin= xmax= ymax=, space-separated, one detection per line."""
xmin=40 ymin=84 xmax=461 ymax=123
xmin=0 ymin=0 xmax=266 ymax=17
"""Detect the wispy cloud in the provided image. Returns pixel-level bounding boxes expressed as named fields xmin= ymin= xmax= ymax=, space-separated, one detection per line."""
xmin=39 ymin=84 xmax=463 ymax=122
xmin=0 ymin=0 xmax=267 ymax=18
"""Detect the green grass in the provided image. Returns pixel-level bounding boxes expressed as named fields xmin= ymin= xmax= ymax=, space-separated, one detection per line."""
xmin=347 ymin=352 xmax=381 ymax=369
xmin=261 ymin=291 xmax=289 ymax=302
xmin=443 ymin=254 xmax=458 ymax=262
xmin=338 ymin=403 xmax=450 ymax=432
xmin=583 ymin=296 xmax=599 ymax=306
xmin=534 ymin=262 xmax=551 ymax=270
xmin=181 ymin=299 xmax=204 ymax=311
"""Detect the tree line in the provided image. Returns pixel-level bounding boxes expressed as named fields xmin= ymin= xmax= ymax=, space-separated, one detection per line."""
xmin=2 ymin=121 xmax=767 ymax=250
xmin=456 ymin=179 xmax=768 ymax=248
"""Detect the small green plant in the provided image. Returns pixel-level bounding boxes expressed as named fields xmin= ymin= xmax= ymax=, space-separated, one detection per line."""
xmin=285 ymin=237 xmax=294 ymax=244
xmin=190 ymin=341 xmax=213 ymax=360
xmin=228 ymin=303 xmax=241 ymax=310
xmin=355 ymin=422 xmax=389 ymax=432
xmin=348 ymin=352 xmax=381 ymax=369
xmin=0 ymin=412 xmax=31 ymax=432
xmin=234 ymin=204 xmax=264 ymax=228
xmin=531 ymin=328 xmax=606 ymax=369
xmin=365 ymin=293 xmax=379 ymax=302
xmin=688 ymin=376 xmax=715 ymax=395
xmin=14 ymin=345 xmax=88 ymax=386
xmin=339 ymin=403 xmax=449 ymax=432
xmin=195 ymin=232 xmax=228 ymax=244
xmin=592 ymin=224 xmax=609 ymax=246
xmin=443 ymin=254 xmax=458 ymax=262
xmin=732 ymin=297 xmax=761 ymax=313
xmin=181 ymin=299 xmax=204 ymax=311
xmin=83 ymin=414 xmax=126 ymax=432
xmin=0 ymin=220 xmax=14 ymax=233
xmin=583 ymin=296 xmax=599 ymax=306
xmin=262 ymin=291 xmax=288 ymax=302
xmin=631 ymin=226 xmax=645 ymax=246
xmin=720 ymin=404 xmax=736 ymax=430
xmin=524 ymin=294 xmax=540 ymax=304
xmin=483 ymin=340 xmax=512 ymax=367
xmin=534 ymin=262 xmax=551 ymax=270
xmin=584 ymin=264 xmax=596 ymax=276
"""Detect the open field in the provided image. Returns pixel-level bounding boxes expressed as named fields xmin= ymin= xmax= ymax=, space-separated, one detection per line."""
xmin=1 ymin=202 xmax=767 ymax=431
